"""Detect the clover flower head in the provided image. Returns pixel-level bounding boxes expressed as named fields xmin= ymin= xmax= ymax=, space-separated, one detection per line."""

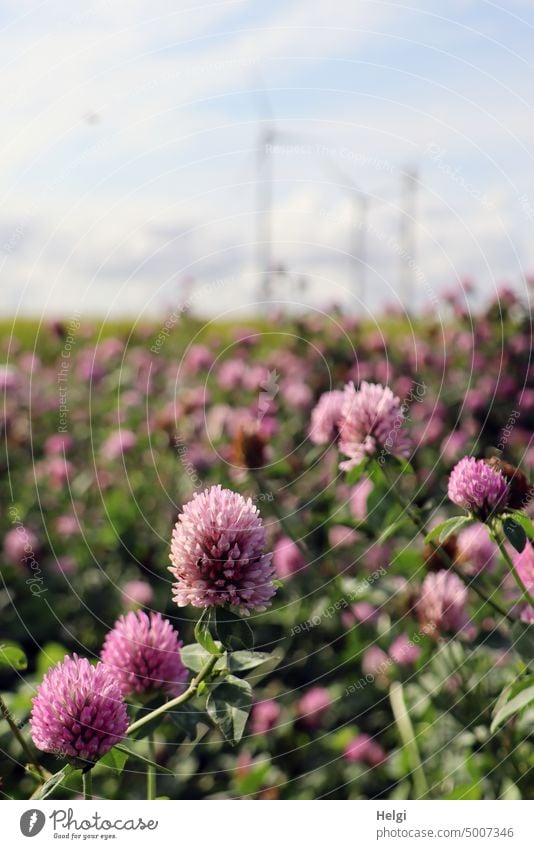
xmin=101 ymin=610 xmax=188 ymax=697
xmin=30 ymin=655 xmax=128 ymax=762
xmin=169 ymin=485 xmax=276 ymax=614
xmin=309 ymin=390 xmax=345 ymax=445
xmin=448 ymin=457 xmax=508 ymax=520
xmin=338 ymin=381 xmax=411 ymax=471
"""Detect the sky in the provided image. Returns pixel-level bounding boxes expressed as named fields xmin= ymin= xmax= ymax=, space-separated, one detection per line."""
xmin=1 ymin=0 xmax=534 ymax=320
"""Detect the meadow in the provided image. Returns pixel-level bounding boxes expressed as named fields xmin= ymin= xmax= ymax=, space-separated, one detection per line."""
xmin=1 ymin=287 xmax=533 ymax=800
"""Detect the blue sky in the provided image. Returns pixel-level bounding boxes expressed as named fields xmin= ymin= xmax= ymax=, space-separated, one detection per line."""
xmin=2 ymin=0 xmax=534 ymax=319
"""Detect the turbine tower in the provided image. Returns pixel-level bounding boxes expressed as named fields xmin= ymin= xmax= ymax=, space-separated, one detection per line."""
xmin=399 ymin=166 xmax=418 ymax=311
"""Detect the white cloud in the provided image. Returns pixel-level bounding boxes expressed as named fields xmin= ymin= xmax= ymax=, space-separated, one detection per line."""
xmin=1 ymin=0 xmax=533 ymax=317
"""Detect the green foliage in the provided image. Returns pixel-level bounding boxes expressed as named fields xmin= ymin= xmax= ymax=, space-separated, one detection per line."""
xmin=206 ymin=676 xmax=252 ymax=745
xmin=0 ymin=641 xmax=28 ymax=671
xmin=194 ymin=609 xmax=220 ymax=656
xmin=425 ymin=516 xmax=471 ymax=544
xmin=502 ymin=517 xmax=527 ymax=553
xmin=215 ymin=608 xmax=254 ymax=651
xmin=491 ymin=679 xmax=534 ymax=733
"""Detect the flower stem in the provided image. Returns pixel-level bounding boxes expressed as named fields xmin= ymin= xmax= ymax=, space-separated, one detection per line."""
xmin=82 ymin=769 xmax=93 ymax=800
xmin=0 ymin=694 xmax=46 ymax=780
xmin=126 ymin=653 xmax=219 ymax=737
xmin=389 ymin=681 xmax=429 ymax=799
xmin=491 ymin=528 xmax=534 ymax=611
xmin=147 ymin=737 xmax=156 ymax=800
xmin=380 ymin=465 xmax=513 ymax=623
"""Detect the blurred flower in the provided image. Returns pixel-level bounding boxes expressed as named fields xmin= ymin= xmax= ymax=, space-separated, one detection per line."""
xmin=101 ymin=611 xmax=188 ymax=697
xmin=121 ymin=580 xmax=154 ymax=609
xmin=512 ymin=542 xmax=534 ymax=592
xmin=251 ymin=699 xmax=281 ymax=734
xmin=54 ymin=556 xmax=76 ymax=575
xmin=352 ymin=602 xmax=379 ymax=624
xmin=218 ymin=359 xmax=248 ymax=390
xmin=309 ymin=390 xmax=345 ymax=445
xmin=236 ymin=751 xmax=253 ymax=779
xmin=417 ymin=570 xmax=468 ymax=635
xmin=339 ymin=381 xmax=412 ymax=471
xmin=350 ymin=478 xmax=373 ymax=521
xmin=272 ymin=535 xmax=305 ymax=579
xmin=54 ymin=515 xmax=80 ymax=537
xmin=344 ymin=733 xmax=387 ymax=766
xmin=328 ymin=525 xmax=359 ymax=548
xmin=440 ymin=431 xmax=468 ymax=463
xmin=388 ymin=633 xmax=421 ymax=666
xmin=44 ymin=433 xmax=73 ymax=455
xmin=297 ymin=687 xmax=332 ymax=728
xmin=42 ymin=456 xmax=73 ymax=488
xmin=281 ymin=379 xmax=313 ymax=410
xmin=3 ymin=526 xmax=38 ymax=566
xmin=183 ymin=344 xmax=213 ymax=374
xmin=231 ymin=423 xmax=267 ymax=469
xmin=169 ymin=485 xmax=276 ymax=613
xmin=30 ymin=655 xmax=128 ymax=761
xmin=456 ymin=523 xmax=497 ymax=574
xmin=362 ymin=646 xmax=389 ymax=678
xmin=0 ymin=364 xmax=18 ymax=391
xmin=448 ymin=457 xmax=508 ymax=520
xmin=101 ymin=429 xmax=137 ymax=460
xmin=519 ymin=605 xmax=534 ymax=624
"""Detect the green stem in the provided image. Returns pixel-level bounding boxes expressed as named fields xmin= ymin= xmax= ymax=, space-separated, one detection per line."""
xmin=380 ymin=465 xmax=513 ymax=623
xmin=82 ymin=769 xmax=93 ymax=800
xmin=389 ymin=681 xmax=429 ymax=799
xmin=492 ymin=528 xmax=534 ymax=611
xmin=0 ymin=694 xmax=46 ymax=780
xmin=126 ymin=653 xmax=219 ymax=737
xmin=147 ymin=738 xmax=156 ymax=800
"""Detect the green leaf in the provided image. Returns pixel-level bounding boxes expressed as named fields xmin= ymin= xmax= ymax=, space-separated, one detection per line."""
xmin=503 ymin=517 xmax=527 ymax=553
xmin=169 ymin=705 xmax=205 ymax=743
xmin=0 ymin=641 xmax=28 ymax=671
xmin=377 ymin=515 xmax=408 ymax=544
xmin=180 ymin=643 xmax=213 ymax=673
xmin=444 ymin=783 xmax=481 ymax=800
xmin=206 ymin=675 xmax=252 ymax=745
xmin=511 ymin=622 xmax=534 ymax=665
xmin=215 ymin=608 xmax=254 ymax=651
xmin=33 ymin=764 xmax=76 ymax=800
xmin=365 ymin=477 xmax=393 ymax=532
xmin=425 ymin=515 xmax=471 ymax=544
xmin=194 ymin=608 xmax=220 ymax=655
xmin=227 ymin=650 xmax=272 ymax=673
xmin=510 ymin=512 xmax=534 ymax=540
xmin=99 ymin=746 xmax=129 ymax=775
xmin=114 ymin=742 xmax=174 ymax=774
xmin=491 ymin=683 xmax=534 ymax=733
xmin=345 ymin=458 xmax=368 ymax=485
